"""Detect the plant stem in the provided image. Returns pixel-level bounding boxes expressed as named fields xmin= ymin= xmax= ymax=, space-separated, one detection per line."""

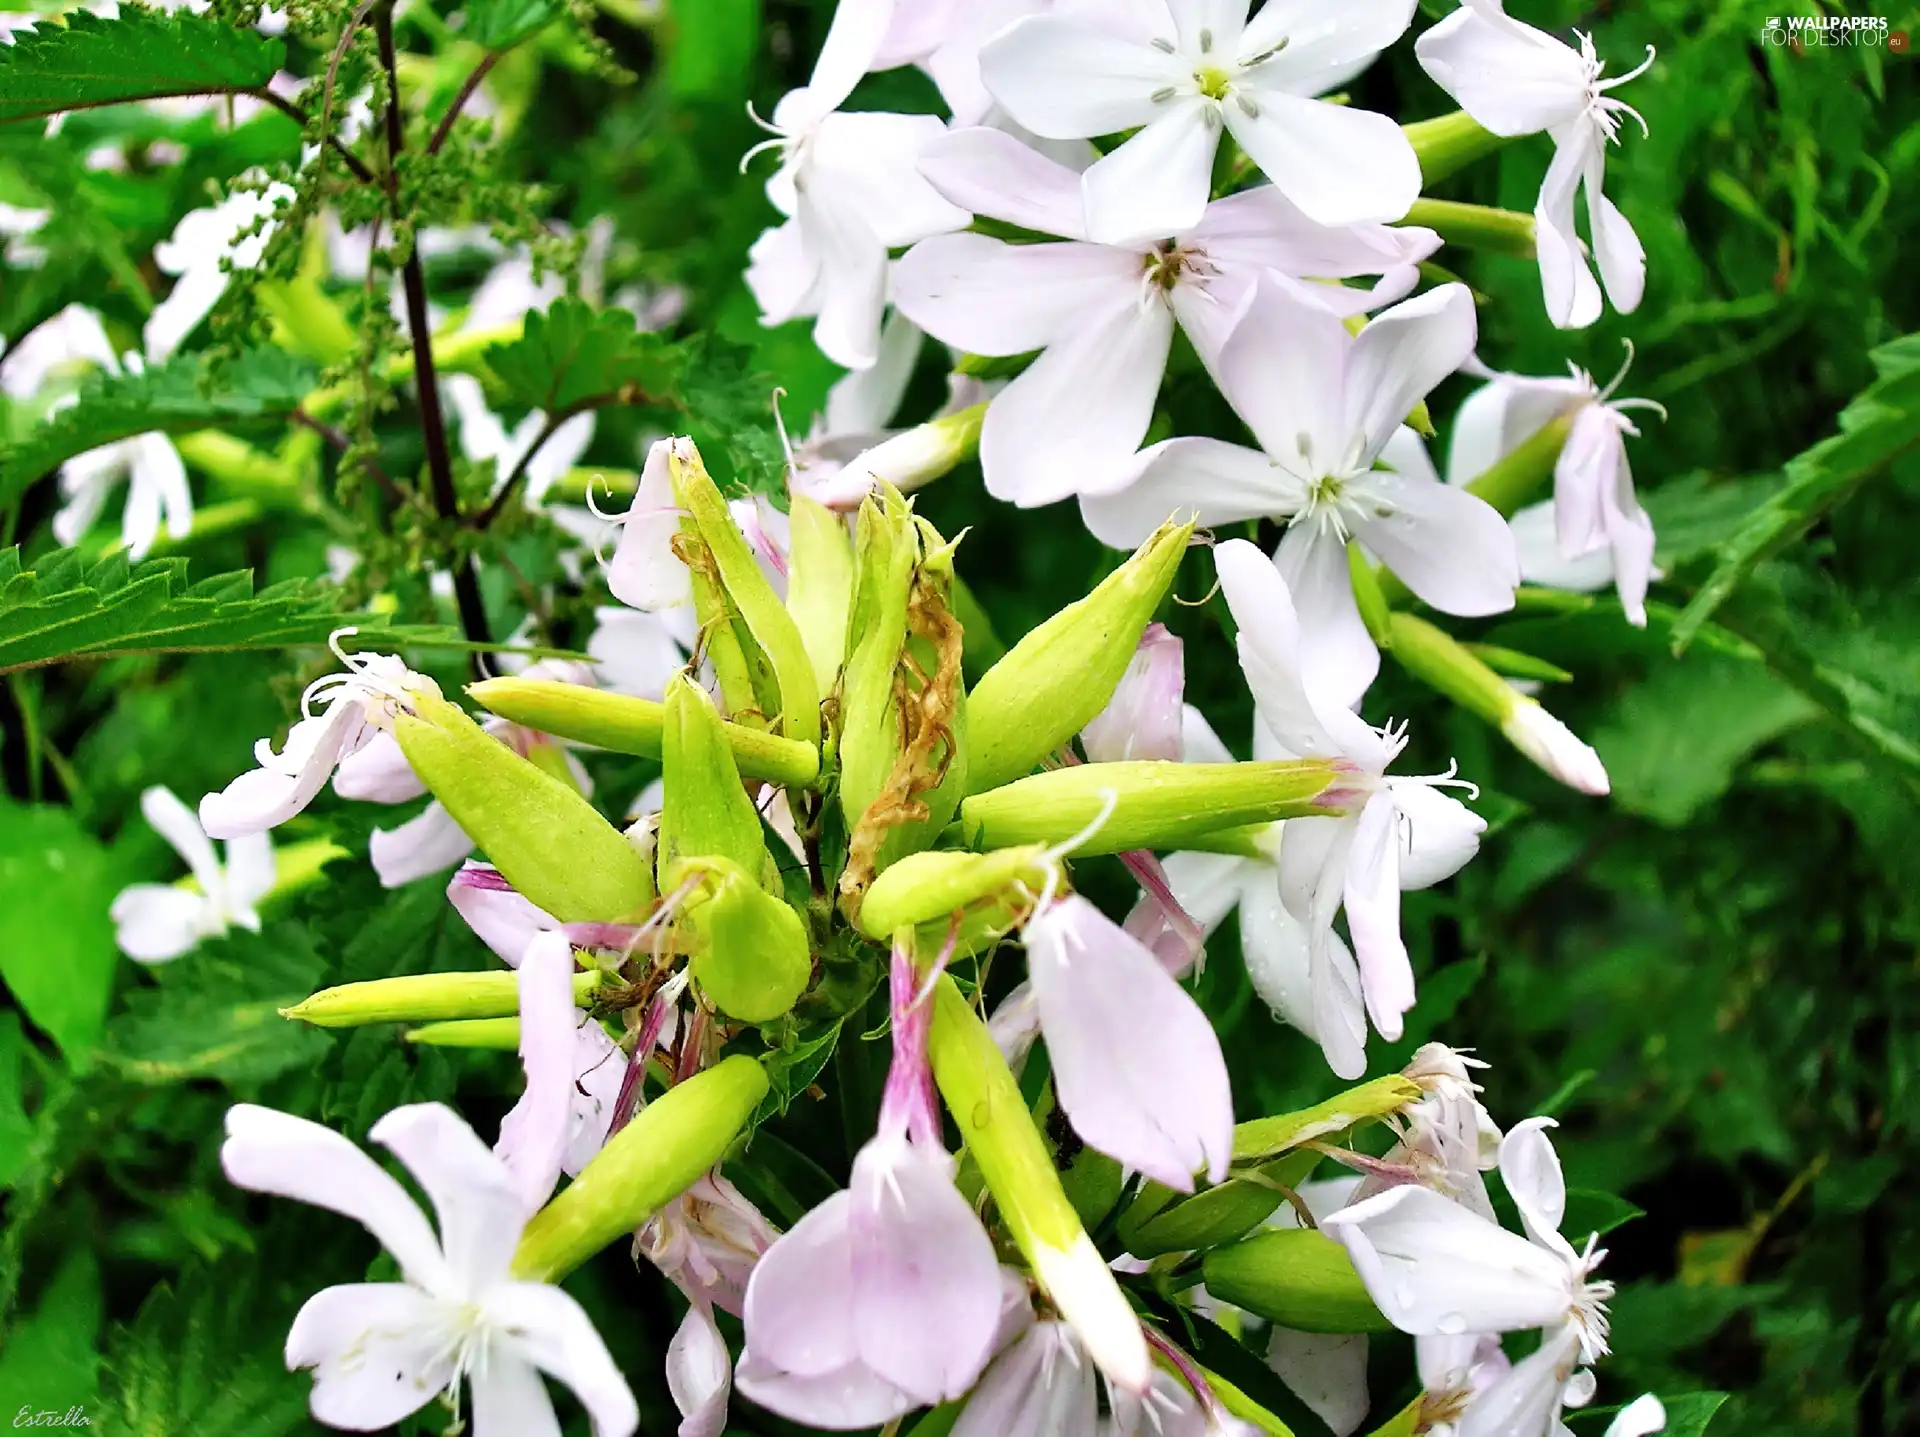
xmin=373 ymin=0 xmax=493 ymax=655
xmin=252 ymin=89 xmax=376 ymax=183
xmin=426 ymin=51 xmax=499 ymax=156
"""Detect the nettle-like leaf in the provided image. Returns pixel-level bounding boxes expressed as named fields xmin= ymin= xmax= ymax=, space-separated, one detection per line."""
xmin=0 ymin=346 xmax=317 ymax=508
xmin=465 ymin=0 xmax=564 ymax=50
xmin=486 ymin=298 xmax=682 ymax=414
xmin=0 ymin=545 xmax=385 ymax=675
xmin=0 ymin=9 xmax=283 ymax=124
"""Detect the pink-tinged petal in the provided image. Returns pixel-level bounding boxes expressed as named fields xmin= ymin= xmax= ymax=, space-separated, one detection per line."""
xmin=1509 ymin=501 xmax=1614 ymax=592
xmin=199 ymin=703 xmax=361 ymax=839
xmin=1322 ymin=1185 xmax=1576 ymax=1335
xmin=488 ymin=1282 xmax=641 ymax=1437
xmin=1273 ymin=522 xmax=1380 ymax=717
xmin=1413 ymin=5 xmax=1587 ymax=136
xmin=1082 ymin=624 xmax=1185 ymax=763
xmin=917 ymin=125 xmax=1091 ymax=239
xmin=563 ymin=1023 xmax=625 ymax=1176
xmin=1416 ymin=1330 xmax=1509 ymax=1398
xmin=1239 ymin=0 xmax=1414 ymax=91
xmin=285 ymin=1283 xmax=452 ymax=1430
xmin=1221 ymin=91 xmax=1420 ymax=228
xmin=668 ymin=1303 xmax=734 ymax=1437
xmin=979 ymin=16 xmax=1184 ymax=139
xmin=1213 ymin=271 xmax=1350 ymax=473
xmin=1535 ymin=127 xmax=1602 ymax=330
xmin=849 ymin=1135 xmax=1003 ymax=1402
xmin=953 ymin=1321 xmax=1099 ymax=1437
xmin=370 ymin=1103 xmax=528 ymax=1290
xmin=448 ymin=864 xmax=559 ymax=965
xmin=369 ymin=801 xmax=476 ymax=888
xmin=471 ymin=1354 xmax=562 ymax=1437
xmin=1350 ymin=471 xmax=1519 ymax=618
xmin=333 ymin=730 xmax=427 ymax=803
xmin=809 ymin=112 xmax=971 ymax=249
xmin=1160 ymin=848 xmax=1251 ymax=936
xmin=1188 ymin=182 xmax=1439 ymax=289
xmin=1391 ymin=784 xmax=1486 ymax=890
xmin=1346 ymin=283 xmax=1479 ymax=464
xmin=608 ymin=439 xmax=692 ymax=611
xmin=743 ymin=1191 xmax=860 ymax=1377
xmin=1499 ymin=1117 xmax=1578 ymax=1259
xmin=1343 ymin=792 xmax=1412 ymax=1043
xmin=893 ymin=234 xmax=1137 ymax=357
xmin=1310 ymin=926 xmax=1370 ymax=1081
xmin=1027 ymin=896 xmax=1234 ymax=1189
xmin=221 ymin=1105 xmax=449 ymax=1291
xmin=111 ymin=884 xmax=211 ymax=963
xmin=1457 ymin=1324 xmax=1582 ymax=1437
xmin=495 ymin=931 xmax=579 ymax=1211
xmin=1266 ymin=1329 xmax=1371 ymax=1437
xmin=733 ymin=1350 xmax=915 ymax=1430
xmin=987 ymin=981 xmax=1043 ymax=1067
xmin=1079 ymin=436 xmax=1286 ymax=549
xmin=1604 ymin=1394 xmax=1669 ymax=1437
xmin=1081 ymin=100 xmax=1219 ymax=245
xmin=979 ymin=296 xmax=1174 ymax=506
xmin=1585 ymin=153 xmax=1645 ymax=315
xmin=1504 ymin=699 xmax=1611 ymax=797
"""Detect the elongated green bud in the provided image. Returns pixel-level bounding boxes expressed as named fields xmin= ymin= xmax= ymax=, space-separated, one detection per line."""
xmin=670 ymin=440 xmax=821 ymax=745
xmin=855 ymin=845 xmax=1051 ymax=942
xmin=394 ymin=694 xmax=652 ymax=922
xmin=512 ymin=1053 xmax=770 ymax=1282
xmin=966 ymin=519 xmax=1193 ymax=793
xmin=1403 ymin=110 xmax=1509 ymax=186
xmin=467 ymin=678 xmax=820 ymax=788
xmin=1201 ymin=1229 xmax=1393 ymax=1334
xmin=1233 ymin=1075 xmax=1422 ymax=1163
xmin=786 ymin=495 xmax=855 ymax=687
xmin=959 ymin=759 xmax=1350 ymax=854
xmin=1402 ymin=198 xmax=1535 ymax=259
xmin=1123 ymin=1178 xmax=1285 ymax=1259
xmin=664 ymin=855 xmax=812 ymax=1023
xmin=839 ymin=401 xmax=985 ymax=498
xmin=659 ymin=676 xmax=775 ymax=879
xmin=1464 ymin=412 xmax=1572 ymax=517
xmin=838 ymin=490 xmax=919 ymax=829
xmin=284 ymin=970 xmax=604 ymax=1027
xmin=404 ymin=1017 xmax=523 ymax=1048
xmin=927 ymin=976 xmax=1151 ymax=1393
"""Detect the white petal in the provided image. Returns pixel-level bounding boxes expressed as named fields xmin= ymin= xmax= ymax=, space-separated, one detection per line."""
xmin=798 ymin=183 xmax=890 ymax=371
xmin=1604 ymin=478 xmax=1656 ymax=629
xmin=1311 ymin=925 xmax=1370 ymax=1080
xmin=1413 ymin=6 xmax=1588 ymax=136
xmin=133 ymin=432 xmax=192 ymax=546
xmin=1350 ymin=470 xmax=1519 ymax=617
xmin=808 ymin=112 xmax=971 ymax=248
xmin=142 ymin=263 xmax=228 ymax=361
xmin=824 ymin=310 xmax=923 ymax=434
xmin=954 ymin=1322 xmax=1099 ymax=1437
xmin=471 ymin=1354 xmax=562 ymax=1437
xmin=1265 ymin=1329 xmax=1371 ymax=1437
xmin=1222 ymin=91 xmax=1420 ymax=228
xmin=893 ymin=234 xmax=1137 ymax=357
xmin=1604 ymin=1394 xmax=1668 ymax=1437
xmin=199 ymin=703 xmax=362 ymax=839
xmin=746 ymin=218 xmax=817 ymax=325
xmin=1239 ymin=866 xmax=1315 ymax=1033
xmin=1273 ymin=522 xmax=1379 ymax=715
xmin=111 ymin=884 xmax=212 ymax=963
xmin=1081 ymin=101 xmax=1219 ymax=246
xmin=1186 ymin=182 xmax=1439 ymax=293
xmin=667 ymin=1304 xmax=733 ymax=1437
xmin=491 ymin=1282 xmax=641 ymax=1437
xmin=1586 ymin=161 xmax=1645 ymax=314
xmin=1552 ymin=403 xmax=1619 ymax=560
xmin=524 ymin=411 xmax=596 ymax=508
xmin=333 ymin=730 xmax=427 ymax=802
xmin=979 ymin=16 xmax=1183 ymax=139
xmin=587 ymin=606 xmax=689 ymax=700
xmin=798 ymin=0 xmax=900 ymax=119
xmin=223 ymin=829 xmax=278 ymax=910
xmin=494 ymin=931 xmax=580 ymax=1211
xmin=733 ymin=1350 xmax=915 ymax=1429
xmin=1458 ymin=1325 xmax=1582 ymax=1437
xmin=1240 ymin=0 xmax=1414 ymax=92
xmin=140 ymin=784 xmax=222 ymax=893
xmin=1322 ymin=1185 xmax=1576 ymax=1336
xmin=1344 ymin=791 xmax=1412 ymax=1041
xmin=1162 ymin=849 xmax=1257 ymax=935
xmin=1079 ymin=436 xmax=1284 ymax=549
xmin=607 ymin=439 xmax=693 ymax=611
xmin=979 ymin=297 xmax=1173 ymax=506
xmin=1499 ymin=1116 xmax=1577 ymax=1257
xmin=1213 ymin=271 xmax=1351 ymax=471
xmin=221 ymin=1105 xmax=450 ymax=1291
xmin=1510 ymin=501 xmax=1614 ymax=591
xmin=1377 ymin=425 xmax=1442 ymax=489
xmin=1535 ymin=128 xmax=1603 ymax=330
xmin=369 ymin=802 xmax=476 ymax=888
xmin=916 ymin=124 xmax=1091 ymax=239
xmin=446 ymin=372 xmax=512 ymax=462
xmin=370 ymin=1103 xmax=529 ymax=1291
xmin=1346 ymin=283 xmax=1479 ymax=464
xmin=1391 ymin=783 xmax=1486 ymax=890
xmin=285 ymin=1283 xmax=452 ymax=1430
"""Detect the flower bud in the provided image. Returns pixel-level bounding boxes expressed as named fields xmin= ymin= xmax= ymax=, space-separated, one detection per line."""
xmin=1403 ymin=198 xmax=1536 ymax=259
xmin=1232 ymin=1074 xmax=1424 ymax=1164
xmin=282 ymin=969 xmax=603 ymax=1027
xmin=1120 ymin=1174 xmax=1295 ymax=1259
xmin=825 ymin=401 xmax=986 ymax=507
xmin=393 ymin=692 xmax=654 ymax=922
xmin=512 ymin=1053 xmax=770 ymax=1283
xmin=658 ymin=675 xmax=776 ymax=881
xmin=838 ymin=489 xmax=919 ymax=830
xmin=966 ymin=518 xmax=1193 ymax=793
xmin=1386 ymin=612 xmax=1608 ymax=795
xmin=1079 ymin=624 xmax=1183 ymax=764
xmin=785 ymin=494 xmax=855 ymax=686
xmin=664 ymin=854 xmax=812 ymax=1023
xmin=958 ymin=759 xmax=1350 ymax=855
xmin=1402 ymin=109 xmax=1509 ymax=186
xmin=1200 ymin=1229 xmax=1393 ymax=1334
xmin=854 ymin=845 xmax=1051 ymax=944
xmin=925 ymin=975 xmax=1151 ymax=1395
xmin=467 ymin=677 xmax=821 ymax=788
xmin=403 ymin=1017 xmax=523 ymax=1048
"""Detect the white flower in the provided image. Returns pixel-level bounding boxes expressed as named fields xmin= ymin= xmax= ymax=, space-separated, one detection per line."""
xmin=785 ymin=310 xmax=926 ymax=508
xmin=111 ymin=786 xmax=275 ymax=963
xmin=444 ymin=373 xmax=596 ymax=511
xmin=1213 ymin=540 xmax=1486 ymax=1078
xmin=1416 ymin=0 xmax=1654 ymax=329
xmin=221 ymin=1098 xmax=638 ymax=1436
xmin=742 ymin=0 xmax=969 ymax=368
xmin=54 ymin=423 xmax=193 ymax=562
xmin=1084 ymin=274 xmax=1516 ymax=707
xmin=200 ymin=635 xmax=442 ymax=839
xmin=894 ymin=126 xmax=1438 ymax=506
xmin=0 ymin=303 xmax=116 ymax=402
xmin=145 ymin=181 xmax=295 ymax=361
xmin=979 ymin=0 xmax=1421 ymax=244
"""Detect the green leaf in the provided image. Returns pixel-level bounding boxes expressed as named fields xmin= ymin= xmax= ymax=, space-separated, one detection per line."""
xmin=0 ymin=801 xmax=120 ymax=1070
xmin=0 ymin=546 xmax=390 ymax=675
xmin=1569 ymin=1393 xmax=1730 ymax=1436
xmin=0 ymin=346 xmax=316 ymax=509
xmin=0 ymin=1014 xmax=30 ymax=1189
xmin=752 ymin=1015 xmax=844 ymax=1124
xmin=465 ymin=0 xmax=562 ymax=49
xmin=1594 ymin=652 xmax=1819 ymax=825
xmin=0 ymin=9 xmax=283 ymax=123
xmin=1562 ymin=1187 xmax=1646 ymax=1239
xmin=0 ymin=1246 xmax=101 ymax=1424
xmin=486 ymin=298 xmax=681 ymax=414
xmin=1671 ymin=330 xmax=1920 ymax=652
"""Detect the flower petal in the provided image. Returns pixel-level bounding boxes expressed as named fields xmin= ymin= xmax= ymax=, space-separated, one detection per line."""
xmin=223 ymin=829 xmax=278 ymax=912
xmin=1392 ymin=783 xmax=1486 ymax=891
xmin=733 ymin=1350 xmax=915 ymax=1430
xmin=1535 ymin=126 xmax=1603 ymax=330
xmin=979 ymin=16 xmax=1184 ymax=139
xmin=111 ymin=884 xmax=211 ymax=963
xmin=796 ymin=0 xmax=900 ymax=120
xmin=1586 ymin=152 xmax=1645 ymax=315
xmin=607 ymin=439 xmax=693 ymax=611
xmin=1350 ymin=470 xmax=1519 ymax=618
xmin=1082 ymin=100 xmax=1219 ymax=245
xmin=809 ymin=112 xmax=971 ymax=249
xmin=494 ymin=930 xmax=580 ymax=1211
xmin=587 ymin=606 xmax=691 ymax=700
xmin=370 ymin=1103 xmax=529 ymax=1290
xmin=448 ymin=864 xmax=558 ymax=965
xmin=1081 ymin=623 xmax=1185 ymax=763
xmin=1273 ymin=521 xmax=1380 ymax=715
xmin=491 ymin=1281 xmax=641 ymax=1437
xmin=1265 ymin=1329 xmax=1371 ymax=1437
xmin=1346 ymin=283 xmax=1478 ymax=464
xmin=797 ymin=184 xmax=890 ymax=371
xmin=916 ymin=124 xmax=1091 ymax=239
xmin=1510 ymin=501 xmax=1614 ymax=591
xmin=893 ymin=234 xmax=1137 ymax=357
xmin=1213 ymin=270 xmax=1351 ymax=472
xmin=1343 ymin=791 xmax=1413 ymax=1042
xmin=1240 ymin=0 xmax=1414 ymax=91
xmin=1499 ymin=1116 xmax=1577 ymax=1258
xmin=370 ymin=801 xmax=477 ymax=888
xmin=1222 ymin=91 xmax=1420 ymax=227
xmin=138 ymin=784 xmax=222 ymax=895
xmin=1457 ymin=1324 xmax=1582 ymax=1437
xmin=1413 ymin=4 xmax=1587 ymax=136
xmin=668 ymin=1303 xmax=734 ymax=1437
xmin=333 ymin=730 xmax=427 ymax=803
xmin=743 ymin=1191 xmax=859 ymax=1377
xmin=824 ymin=310 xmax=923 ymax=435
xmin=1079 ymin=437 xmax=1283 ymax=549
xmin=1604 ymin=1394 xmax=1669 ymax=1437
xmin=199 ymin=703 xmax=360 ymax=839
xmin=285 ymin=1283 xmax=452 ymax=1431
xmin=471 ymin=1354 xmax=562 ymax=1437
xmin=746 ymin=218 xmax=817 ymax=325
xmin=953 ymin=1321 xmax=1099 ymax=1437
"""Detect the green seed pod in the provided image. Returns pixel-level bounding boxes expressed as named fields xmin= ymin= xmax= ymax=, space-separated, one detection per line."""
xmin=392 ymin=693 xmax=652 ymax=922
xmin=665 ymin=854 xmax=813 ymax=1024
xmin=1201 ymin=1229 xmax=1393 ymax=1334
xmin=283 ymin=970 xmax=604 ymax=1028
xmin=966 ymin=518 xmax=1193 ymax=793
xmin=838 ymin=490 xmax=919 ymax=831
xmin=1402 ymin=109 xmax=1509 ymax=186
xmin=786 ymin=494 xmax=855 ymax=691
xmin=855 ymin=845 xmax=1052 ymax=944
xmin=658 ymin=673 xmax=775 ymax=887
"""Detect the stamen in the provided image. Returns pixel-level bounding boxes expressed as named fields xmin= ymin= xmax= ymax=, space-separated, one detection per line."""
xmin=1150 ymin=36 xmax=1175 ymax=53
xmin=1198 ymin=26 xmax=1212 ymax=52
xmin=737 ymin=135 xmax=787 ymax=175
xmin=1149 ymin=85 xmax=1177 ymax=103
xmin=1597 ymin=44 xmax=1658 ymax=91
xmin=1235 ymin=93 xmax=1259 ymax=118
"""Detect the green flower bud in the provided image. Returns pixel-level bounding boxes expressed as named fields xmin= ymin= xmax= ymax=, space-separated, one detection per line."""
xmin=838 ymin=490 xmax=920 ymax=829
xmin=1403 ymin=110 xmax=1509 ymax=186
xmin=854 ymin=845 xmax=1051 ymax=944
xmin=839 ymin=401 xmax=986 ymax=498
xmin=404 ymin=1017 xmax=523 ymax=1048
xmin=1463 ymin=412 xmax=1572 ymax=517
xmin=466 ymin=677 xmax=821 ymax=788
xmin=786 ymin=494 xmax=855 ymax=688
xmin=1121 ymin=1176 xmax=1287 ymax=1259
xmin=966 ymin=518 xmax=1194 ymax=793
xmin=394 ymin=693 xmax=653 ymax=922
xmin=1232 ymin=1074 xmax=1423 ymax=1164
xmin=512 ymin=1053 xmax=770 ymax=1283
xmin=1403 ymin=199 xmax=1536 ymax=259
xmin=1201 ymin=1229 xmax=1393 ymax=1334
xmin=663 ymin=854 xmax=813 ymax=1023
xmin=659 ymin=676 xmax=776 ymax=882
xmin=1348 ymin=541 xmax=1395 ymax=650
xmin=283 ymin=969 xmax=604 ymax=1027
xmin=958 ymin=759 xmax=1351 ymax=855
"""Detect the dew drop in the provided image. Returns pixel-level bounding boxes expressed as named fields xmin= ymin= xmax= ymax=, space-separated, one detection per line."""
xmin=1438 ymin=1312 xmax=1469 ymax=1336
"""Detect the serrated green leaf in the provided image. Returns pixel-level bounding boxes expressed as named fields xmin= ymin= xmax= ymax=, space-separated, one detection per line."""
xmin=0 ymin=9 xmax=283 ymax=124
xmin=0 ymin=801 xmax=120 ymax=1070
xmin=0 ymin=346 xmax=316 ymax=509
xmin=752 ymin=1016 xmax=843 ymax=1124
xmin=465 ymin=0 xmax=563 ymax=49
xmin=0 ymin=1246 xmax=100 ymax=1423
xmin=486 ymin=298 xmax=681 ymax=414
